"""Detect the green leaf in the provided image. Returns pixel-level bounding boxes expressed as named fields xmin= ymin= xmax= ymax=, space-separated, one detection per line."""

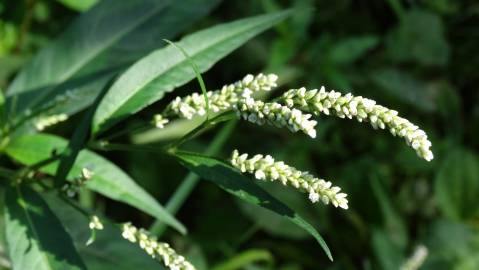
xmin=386 ymin=9 xmax=449 ymax=66
xmin=371 ymin=68 xmax=436 ymax=112
xmin=5 ymin=134 xmax=186 ymax=234
xmin=43 ymin=194 xmax=166 ymax=270
xmin=174 ymin=151 xmax=332 ymax=261
xmin=6 ymin=0 xmax=220 ymax=118
xmin=55 ymin=0 xmax=99 ymax=12
xmin=54 ymin=78 xmax=113 ymax=188
xmin=92 ymin=10 xmax=290 ymax=134
xmin=435 ymin=147 xmax=479 ymax=220
xmin=211 ymin=249 xmax=273 ymax=270
xmin=329 ymin=35 xmax=379 ymax=64
xmin=4 ymin=185 xmax=87 ymax=270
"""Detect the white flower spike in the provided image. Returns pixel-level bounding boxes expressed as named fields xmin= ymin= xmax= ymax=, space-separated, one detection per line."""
xmin=231 ymin=150 xmax=348 ymax=209
xmin=282 ymin=87 xmax=434 ymax=161
xmin=233 ymin=97 xmax=318 ymax=138
xmin=121 ymin=223 xmax=196 ymax=270
xmin=166 ymin=73 xmax=278 ymax=120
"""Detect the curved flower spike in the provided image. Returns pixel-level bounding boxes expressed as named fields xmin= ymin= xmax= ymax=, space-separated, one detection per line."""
xmin=233 ymin=97 xmax=317 ymax=138
xmin=166 ymin=73 xmax=278 ymax=120
xmin=231 ymin=150 xmax=348 ymax=209
xmin=121 ymin=223 xmax=196 ymax=270
xmin=282 ymin=87 xmax=433 ymax=161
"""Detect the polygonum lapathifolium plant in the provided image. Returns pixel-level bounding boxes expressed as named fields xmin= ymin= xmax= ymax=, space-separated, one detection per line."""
xmin=0 ymin=3 xmax=437 ymax=270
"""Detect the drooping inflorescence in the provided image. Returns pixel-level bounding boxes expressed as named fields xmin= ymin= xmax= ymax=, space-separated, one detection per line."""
xmin=231 ymin=150 xmax=348 ymax=209
xmin=164 ymin=73 xmax=278 ymax=120
xmin=233 ymin=97 xmax=317 ymax=138
xmin=121 ymin=223 xmax=196 ymax=270
xmin=281 ymin=87 xmax=433 ymax=161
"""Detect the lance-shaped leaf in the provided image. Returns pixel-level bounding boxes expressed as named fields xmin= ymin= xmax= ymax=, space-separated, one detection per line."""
xmin=4 ymin=185 xmax=87 ymax=270
xmin=92 ymin=10 xmax=290 ymax=134
xmin=5 ymin=134 xmax=186 ymax=234
xmin=174 ymin=151 xmax=333 ymax=261
xmin=6 ymin=0 xmax=220 ymax=118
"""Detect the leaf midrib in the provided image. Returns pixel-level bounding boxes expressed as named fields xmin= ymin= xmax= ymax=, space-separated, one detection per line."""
xmin=98 ymin=13 xmax=284 ymax=129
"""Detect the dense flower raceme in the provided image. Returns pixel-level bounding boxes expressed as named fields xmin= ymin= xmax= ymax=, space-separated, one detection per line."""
xmin=231 ymin=150 xmax=348 ymax=209
xmin=281 ymin=87 xmax=434 ymax=161
xmin=164 ymin=73 xmax=278 ymax=120
xmin=233 ymin=97 xmax=317 ymax=138
xmin=122 ymin=223 xmax=195 ymax=270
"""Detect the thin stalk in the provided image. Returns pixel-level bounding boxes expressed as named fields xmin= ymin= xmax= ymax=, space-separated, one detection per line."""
xmin=167 ymin=110 xmax=236 ymax=151
xmin=150 ymin=120 xmax=237 ymax=235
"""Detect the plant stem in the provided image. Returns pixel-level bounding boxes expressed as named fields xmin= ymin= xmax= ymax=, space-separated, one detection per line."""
xmin=150 ymin=120 xmax=237 ymax=235
xmin=167 ymin=110 xmax=236 ymax=151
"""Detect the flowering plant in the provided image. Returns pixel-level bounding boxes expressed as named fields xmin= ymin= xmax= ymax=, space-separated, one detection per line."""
xmin=0 ymin=2 xmax=435 ymax=270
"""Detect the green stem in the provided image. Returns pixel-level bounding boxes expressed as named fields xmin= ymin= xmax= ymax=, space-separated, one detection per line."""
xmin=167 ymin=110 xmax=236 ymax=151
xmin=150 ymin=120 xmax=237 ymax=235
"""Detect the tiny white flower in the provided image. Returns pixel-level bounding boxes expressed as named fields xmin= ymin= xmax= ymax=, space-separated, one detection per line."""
xmin=121 ymin=223 xmax=196 ymax=270
xmin=231 ymin=150 xmax=348 ymax=209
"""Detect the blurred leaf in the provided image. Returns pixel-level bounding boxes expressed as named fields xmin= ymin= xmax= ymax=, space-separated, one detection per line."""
xmin=92 ymin=10 xmax=290 ymax=134
xmin=55 ymin=0 xmax=99 ymax=12
xmin=43 ymin=194 xmax=167 ymax=270
xmin=422 ymin=219 xmax=479 ymax=269
xmin=211 ymin=249 xmax=273 ymax=270
xmin=5 ymin=134 xmax=186 ymax=234
xmin=174 ymin=151 xmax=333 ymax=261
xmin=6 ymin=0 xmax=220 ymax=118
xmin=372 ymin=229 xmax=403 ymax=270
xmin=435 ymin=147 xmax=479 ymax=220
xmin=329 ymin=36 xmax=378 ymax=64
xmin=387 ymin=9 xmax=449 ymax=66
xmin=370 ymin=175 xmax=408 ymax=248
xmin=4 ymin=185 xmax=86 ymax=270
xmin=371 ymin=68 xmax=436 ymax=111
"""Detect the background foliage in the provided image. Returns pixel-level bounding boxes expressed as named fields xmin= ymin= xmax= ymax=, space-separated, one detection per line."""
xmin=1 ymin=0 xmax=478 ymax=269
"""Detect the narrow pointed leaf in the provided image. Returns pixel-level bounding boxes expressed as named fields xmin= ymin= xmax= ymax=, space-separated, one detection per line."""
xmin=92 ymin=10 xmax=290 ymax=134
xmin=6 ymin=0 xmax=220 ymax=118
xmin=4 ymin=185 xmax=87 ymax=270
xmin=5 ymin=134 xmax=186 ymax=234
xmin=174 ymin=151 xmax=333 ymax=261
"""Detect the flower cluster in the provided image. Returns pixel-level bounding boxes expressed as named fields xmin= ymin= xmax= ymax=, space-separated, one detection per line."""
xmin=281 ymin=87 xmax=433 ymax=161
xmin=34 ymin=113 xmax=68 ymax=131
xmin=233 ymin=97 xmax=317 ymax=138
xmin=121 ymin=223 xmax=195 ymax=270
xmin=153 ymin=114 xmax=169 ymax=129
xmin=231 ymin=150 xmax=348 ymax=209
xmin=165 ymin=73 xmax=278 ymax=120
xmin=61 ymin=168 xmax=94 ymax=197
xmin=88 ymin=215 xmax=104 ymax=230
